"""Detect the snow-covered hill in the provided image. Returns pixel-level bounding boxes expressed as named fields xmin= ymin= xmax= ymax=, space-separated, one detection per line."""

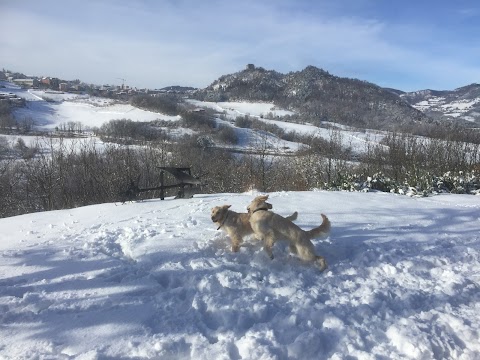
xmin=1 ymin=191 xmax=479 ymax=359
xmin=401 ymin=84 xmax=480 ymax=124
xmin=2 ymin=82 xmax=181 ymax=131
xmin=3 ymin=82 xmax=390 ymax=156
xmin=194 ymin=65 xmax=428 ymax=130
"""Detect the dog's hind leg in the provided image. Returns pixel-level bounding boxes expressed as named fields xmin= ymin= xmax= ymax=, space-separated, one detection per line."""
xmin=295 ymin=238 xmax=327 ymax=271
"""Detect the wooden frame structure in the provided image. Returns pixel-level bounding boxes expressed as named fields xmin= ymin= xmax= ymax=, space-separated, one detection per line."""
xmin=121 ymin=167 xmax=203 ymax=202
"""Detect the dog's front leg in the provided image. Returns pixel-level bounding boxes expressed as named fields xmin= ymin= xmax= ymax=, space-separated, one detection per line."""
xmin=263 ymin=233 xmax=275 ymax=259
xmin=315 ymin=256 xmax=328 ymax=271
xmin=231 ymin=234 xmax=242 ymax=252
xmin=289 ymin=244 xmax=298 ymax=255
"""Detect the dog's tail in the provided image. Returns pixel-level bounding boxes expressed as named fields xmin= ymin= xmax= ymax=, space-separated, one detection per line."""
xmin=286 ymin=211 xmax=298 ymax=222
xmin=307 ymin=214 xmax=331 ymax=239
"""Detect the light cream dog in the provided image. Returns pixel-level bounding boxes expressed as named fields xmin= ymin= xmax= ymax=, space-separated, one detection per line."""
xmin=211 ymin=197 xmax=298 ymax=252
xmin=247 ymin=194 xmax=330 ymax=271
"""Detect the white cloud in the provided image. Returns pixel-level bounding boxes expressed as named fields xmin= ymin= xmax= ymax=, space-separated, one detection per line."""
xmin=1 ymin=0 xmax=479 ymax=91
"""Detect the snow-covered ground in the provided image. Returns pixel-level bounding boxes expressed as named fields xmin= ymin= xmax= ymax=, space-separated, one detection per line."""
xmin=2 ymin=82 xmax=181 ymax=131
xmin=190 ymin=99 xmax=388 ymax=154
xmin=1 ymin=191 xmax=479 ymax=359
xmin=215 ymin=118 xmax=305 ymax=153
xmin=253 ymin=118 xmax=388 ymax=154
xmin=188 ymin=100 xmax=295 ymax=119
xmin=0 ymin=134 xmax=108 ymax=155
xmin=18 ymin=100 xmax=180 ymax=131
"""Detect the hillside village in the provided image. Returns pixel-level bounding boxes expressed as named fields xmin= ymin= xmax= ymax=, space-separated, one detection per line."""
xmin=0 ymin=68 xmax=195 ymax=99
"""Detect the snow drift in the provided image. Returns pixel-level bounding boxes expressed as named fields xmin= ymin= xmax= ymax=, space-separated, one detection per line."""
xmin=0 ymin=191 xmax=479 ymax=359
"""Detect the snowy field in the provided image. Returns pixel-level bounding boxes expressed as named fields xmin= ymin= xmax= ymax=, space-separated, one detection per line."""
xmin=1 ymin=191 xmax=479 ymax=359
xmin=3 ymin=82 xmax=181 ymax=131
xmin=187 ymin=100 xmax=295 ymax=119
xmin=14 ymin=100 xmax=181 ymax=131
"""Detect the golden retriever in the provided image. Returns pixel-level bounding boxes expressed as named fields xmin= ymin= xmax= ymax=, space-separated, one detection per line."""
xmin=247 ymin=194 xmax=330 ymax=271
xmin=211 ymin=197 xmax=298 ymax=252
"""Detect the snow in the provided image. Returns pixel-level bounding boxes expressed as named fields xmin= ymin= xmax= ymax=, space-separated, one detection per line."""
xmin=13 ymin=99 xmax=181 ymax=131
xmin=411 ymin=94 xmax=480 ymax=122
xmin=187 ymin=100 xmax=295 ymax=119
xmin=215 ymin=117 xmax=304 ymax=153
xmin=1 ymin=191 xmax=479 ymax=359
xmin=254 ymin=118 xmax=388 ymax=154
xmin=0 ymin=134 xmax=109 ymax=155
xmin=3 ymin=83 xmax=181 ymax=131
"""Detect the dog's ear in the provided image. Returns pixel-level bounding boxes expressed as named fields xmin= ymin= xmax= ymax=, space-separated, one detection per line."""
xmin=223 ymin=205 xmax=232 ymax=209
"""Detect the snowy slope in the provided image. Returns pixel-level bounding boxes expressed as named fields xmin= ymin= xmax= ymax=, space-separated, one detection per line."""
xmin=1 ymin=191 xmax=479 ymax=359
xmin=187 ymin=99 xmax=295 ymax=119
xmin=2 ymin=83 xmax=181 ymax=131
xmin=215 ymin=117 xmax=304 ymax=153
xmin=192 ymin=99 xmax=388 ymax=154
xmin=13 ymin=98 xmax=181 ymax=131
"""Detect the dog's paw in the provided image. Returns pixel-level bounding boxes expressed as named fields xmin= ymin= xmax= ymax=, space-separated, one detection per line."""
xmin=316 ymin=257 xmax=328 ymax=272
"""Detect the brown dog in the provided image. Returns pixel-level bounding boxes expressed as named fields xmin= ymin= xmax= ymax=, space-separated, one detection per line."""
xmin=247 ymin=194 xmax=330 ymax=271
xmin=211 ymin=197 xmax=298 ymax=252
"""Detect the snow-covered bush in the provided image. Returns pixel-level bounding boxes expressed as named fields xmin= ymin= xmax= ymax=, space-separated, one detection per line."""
xmin=431 ymin=171 xmax=480 ymax=195
xmin=320 ymin=169 xmax=480 ymax=197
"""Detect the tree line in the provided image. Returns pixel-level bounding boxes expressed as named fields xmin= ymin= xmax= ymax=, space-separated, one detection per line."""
xmin=1 ymin=123 xmax=479 ymax=218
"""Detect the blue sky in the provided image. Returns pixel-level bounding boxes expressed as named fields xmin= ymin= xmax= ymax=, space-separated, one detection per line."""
xmin=1 ymin=0 xmax=479 ymax=91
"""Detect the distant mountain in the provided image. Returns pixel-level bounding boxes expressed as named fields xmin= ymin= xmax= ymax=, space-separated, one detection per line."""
xmin=193 ymin=64 xmax=429 ymax=130
xmin=401 ymin=83 xmax=480 ymax=125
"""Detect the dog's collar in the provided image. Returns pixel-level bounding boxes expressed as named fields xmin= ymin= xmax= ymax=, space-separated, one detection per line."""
xmin=252 ymin=207 xmax=270 ymax=214
xmin=216 ymin=211 xmax=230 ymax=230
